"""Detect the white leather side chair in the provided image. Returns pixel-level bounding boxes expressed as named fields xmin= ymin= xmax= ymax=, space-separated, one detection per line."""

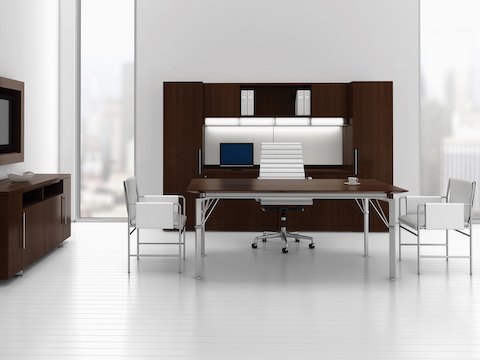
xmin=123 ymin=177 xmax=186 ymax=273
xmin=398 ymin=178 xmax=476 ymax=274
xmin=252 ymin=142 xmax=314 ymax=253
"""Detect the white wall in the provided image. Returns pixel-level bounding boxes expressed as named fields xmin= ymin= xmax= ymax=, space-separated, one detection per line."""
xmin=0 ymin=0 xmax=59 ymax=178
xmin=136 ymin=0 xmax=420 ymax=195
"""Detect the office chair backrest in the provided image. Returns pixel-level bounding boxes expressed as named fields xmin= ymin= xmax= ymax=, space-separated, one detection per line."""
xmin=123 ymin=176 xmax=139 ymax=225
xmin=258 ymin=142 xmax=306 ymax=179
xmin=447 ymin=178 xmax=476 ymax=224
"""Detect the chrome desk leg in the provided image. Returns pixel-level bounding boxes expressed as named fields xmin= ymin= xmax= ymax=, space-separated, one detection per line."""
xmin=363 ymin=199 xmax=369 ymax=257
xmin=388 ymin=198 xmax=397 ymax=280
xmin=195 ymin=197 xmax=204 ymax=279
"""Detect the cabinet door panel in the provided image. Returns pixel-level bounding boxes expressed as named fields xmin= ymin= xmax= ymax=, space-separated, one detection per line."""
xmin=206 ymin=200 xmax=277 ymax=231
xmin=350 ymin=82 xmax=393 ymax=231
xmin=287 ymin=200 xmax=362 ymax=232
xmin=311 ymin=84 xmax=348 ymax=117
xmin=62 ymin=178 xmax=71 ymax=240
xmin=204 ymin=84 xmax=240 ymax=117
xmin=0 ymin=194 xmax=23 ymax=278
xmin=45 ymin=195 xmax=63 ymax=252
xmin=164 ymin=82 xmax=204 ymax=230
xmin=23 ymin=202 xmax=45 ymax=265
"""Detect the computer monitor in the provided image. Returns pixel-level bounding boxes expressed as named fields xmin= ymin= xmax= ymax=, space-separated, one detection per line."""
xmin=220 ymin=143 xmax=254 ymax=167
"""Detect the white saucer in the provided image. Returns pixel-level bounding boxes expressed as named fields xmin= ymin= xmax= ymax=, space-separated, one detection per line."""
xmin=344 ymin=181 xmax=360 ymax=186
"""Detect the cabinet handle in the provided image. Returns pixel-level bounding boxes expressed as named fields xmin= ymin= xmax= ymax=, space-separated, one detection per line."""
xmin=22 ymin=212 xmax=26 ymax=250
xmin=198 ymin=149 xmax=202 ymax=175
xmin=60 ymin=195 xmax=65 ymax=223
xmin=354 ymin=148 xmax=359 ymax=176
xmin=61 ymin=195 xmax=67 ymax=224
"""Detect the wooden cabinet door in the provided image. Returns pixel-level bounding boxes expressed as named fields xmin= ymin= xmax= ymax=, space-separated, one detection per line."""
xmin=350 ymin=82 xmax=393 ymax=231
xmin=0 ymin=193 xmax=23 ymax=279
xmin=62 ymin=178 xmax=71 ymax=240
xmin=204 ymin=83 xmax=240 ymax=117
xmin=311 ymin=83 xmax=349 ymax=117
xmin=164 ymin=82 xmax=204 ymax=230
xmin=45 ymin=195 xmax=63 ymax=252
xmin=23 ymin=202 xmax=45 ymax=265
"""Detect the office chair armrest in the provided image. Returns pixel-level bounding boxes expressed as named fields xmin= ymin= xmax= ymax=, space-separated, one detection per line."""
xmin=421 ymin=202 xmax=465 ymax=230
xmin=399 ymin=195 xmax=445 ymax=215
xmin=135 ymin=201 xmax=177 ymax=229
xmin=140 ymin=195 xmax=180 ymax=202
xmin=140 ymin=195 xmax=186 ymax=216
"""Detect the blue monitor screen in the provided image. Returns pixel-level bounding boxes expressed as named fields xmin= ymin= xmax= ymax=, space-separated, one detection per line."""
xmin=220 ymin=143 xmax=254 ymax=167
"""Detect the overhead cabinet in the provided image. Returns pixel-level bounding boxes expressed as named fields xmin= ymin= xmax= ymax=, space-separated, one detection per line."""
xmin=164 ymin=82 xmax=393 ymax=232
xmin=0 ymin=174 xmax=71 ymax=279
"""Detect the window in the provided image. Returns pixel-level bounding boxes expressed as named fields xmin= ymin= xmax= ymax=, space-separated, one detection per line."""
xmin=80 ymin=0 xmax=134 ymax=217
xmin=421 ymin=0 xmax=480 ymax=219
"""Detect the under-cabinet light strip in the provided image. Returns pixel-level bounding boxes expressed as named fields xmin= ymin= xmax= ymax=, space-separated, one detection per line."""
xmin=204 ymin=117 xmax=345 ymax=126
xmin=239 ymin=117 xmax=275 ymax=126
xmin=311 ymin=118 xmax=345 ymax=126
xmin=204 ymin=118 xmax=240 ymax=126
xmin=275 ymin=117 xmax=310 ymax=126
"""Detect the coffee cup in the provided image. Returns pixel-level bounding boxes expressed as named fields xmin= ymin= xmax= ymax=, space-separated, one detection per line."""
xmin=347 ymin=176 xmax=359 ymax=184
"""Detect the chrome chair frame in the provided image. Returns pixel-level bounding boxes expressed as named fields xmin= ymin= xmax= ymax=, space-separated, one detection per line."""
xmin=399 ymin=178 xmax=476 ymax=274
xmin=123 ymin=177 xmax=186 ymax=273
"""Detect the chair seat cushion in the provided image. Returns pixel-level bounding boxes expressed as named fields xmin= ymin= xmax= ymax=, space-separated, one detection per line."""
xmin=130 ymin=213 xmax=186 ymax=229
xmin=399 ymin=213 xmax=425 ymax=229
xmin=399 ymin=213 xmax=469 ymax=230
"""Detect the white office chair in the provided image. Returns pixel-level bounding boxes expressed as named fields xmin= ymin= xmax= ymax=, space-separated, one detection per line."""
xmin=399 ymin=178 xmax=476 ymax=274
xmin=123 ymin=177 xmax=186 ymax=273
xmin=252 ymin=142 xmax=314 ymax=253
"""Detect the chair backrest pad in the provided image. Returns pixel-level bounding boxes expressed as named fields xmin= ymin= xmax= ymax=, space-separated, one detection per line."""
xmin=447 ymin=178 xmax=476 ymax=223
xmin=124 ymin=177 xmax=138 ymax=225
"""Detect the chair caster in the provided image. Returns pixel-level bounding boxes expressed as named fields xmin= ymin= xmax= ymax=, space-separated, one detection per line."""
xmin=309 ymin=243 xmax=315 ymax=249
xmin=282 ymin=247 xmax=288 ymax=253
xmin=295 ymin=238 xmax=300 ymax=242
xmin=251 ymin=243 xmax=258 ymax=249
xmin=262 ymin=238 xmax=267 ymax=242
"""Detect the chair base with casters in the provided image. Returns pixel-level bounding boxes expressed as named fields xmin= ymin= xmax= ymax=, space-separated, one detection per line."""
xmin=254 ymin=142 xmax=315 ymax=253
xmin=398 ymin=178 xmax=476 ymax=275
xmin=252 ymin=206 xmax=314 ymax=253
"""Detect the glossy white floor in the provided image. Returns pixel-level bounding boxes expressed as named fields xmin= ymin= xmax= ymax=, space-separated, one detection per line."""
xmin=0 ymin=222 xmax=479 ymax=359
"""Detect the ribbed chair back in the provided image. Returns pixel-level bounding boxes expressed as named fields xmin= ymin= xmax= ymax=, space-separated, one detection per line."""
xmin=258 ymin=142 xmax=305 ymax=179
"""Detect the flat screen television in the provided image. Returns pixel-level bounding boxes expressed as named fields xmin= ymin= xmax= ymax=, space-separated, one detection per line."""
xmin=220 ymin=143 xmax=254 ymax=167
xmin=0 ymin=96 xmax=14 ymax=151
xmin=0 ymin=76 xmax=23 ymax=165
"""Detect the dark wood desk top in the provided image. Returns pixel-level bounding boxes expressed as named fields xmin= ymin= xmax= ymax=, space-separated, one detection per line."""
xmin=187 ymin=178 xmax=407 ymax=194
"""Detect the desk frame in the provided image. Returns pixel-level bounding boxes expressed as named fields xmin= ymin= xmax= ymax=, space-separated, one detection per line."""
xmin=193 ymin=190 xmax=397 ymax=280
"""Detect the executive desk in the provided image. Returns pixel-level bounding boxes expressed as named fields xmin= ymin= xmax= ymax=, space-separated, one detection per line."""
xmin=187 ymin=178 xmax=407 ymax=280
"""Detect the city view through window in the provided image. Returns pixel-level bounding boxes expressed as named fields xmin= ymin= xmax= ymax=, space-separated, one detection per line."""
xmin=80 ymin=0 xmax=134 ymax=217
xmin=421 ymin=0 xmax=480 ymax=219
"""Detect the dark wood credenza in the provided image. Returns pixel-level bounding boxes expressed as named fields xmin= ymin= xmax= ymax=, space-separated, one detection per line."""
xmin=0 ymin=174 xmax=71 ymax=279
xmin=164 ymin=82 xmax=392 ymax=232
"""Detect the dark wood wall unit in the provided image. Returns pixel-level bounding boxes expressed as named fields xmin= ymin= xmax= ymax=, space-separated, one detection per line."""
xmin=164 ymin=82 xmax=204 ymax=229
xmin=0 ymin=174 xmax=71 ymax=279
xmin=163 ymin=81 xmax=393 ymax=232
xmin=204 ymin=83 xmax=240 ymax=117
xmin=350 ymin=81 xmax=393 ymax=231
xmin=311 ymin=83 xmax=349 ymax=117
